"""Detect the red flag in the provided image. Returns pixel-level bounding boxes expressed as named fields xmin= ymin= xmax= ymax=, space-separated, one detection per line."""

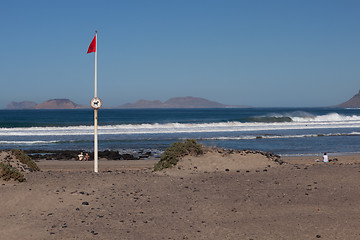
xmin=87 ymin=35 xmax=96 ymax=54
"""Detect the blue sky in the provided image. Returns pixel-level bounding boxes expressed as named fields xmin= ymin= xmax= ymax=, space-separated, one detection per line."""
xmin=1 ymin=0 xmax=360 ymax=108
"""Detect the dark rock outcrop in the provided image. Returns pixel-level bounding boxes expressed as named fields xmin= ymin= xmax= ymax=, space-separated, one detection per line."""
xmin=25 ymin=150 xmax=157 ymax=161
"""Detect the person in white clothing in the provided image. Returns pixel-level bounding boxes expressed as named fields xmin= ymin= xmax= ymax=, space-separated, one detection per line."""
xmin=78 ymin=152 xmax=84 ymax=161
xmin=323 ymin=153 xmax=329 ymax=162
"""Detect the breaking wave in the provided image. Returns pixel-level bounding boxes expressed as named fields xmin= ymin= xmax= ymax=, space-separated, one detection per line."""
xmin=200 ymin=132 xmax=360 ymax=140
xmin=1 ymin=115 xmax=360 ymax=136
xmin=248 ymin=112 xmax=360 ymax=123
xmin=0 ymin=140 xmax=60 ymax=145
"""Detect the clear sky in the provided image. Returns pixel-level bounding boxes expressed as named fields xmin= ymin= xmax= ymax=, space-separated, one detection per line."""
xmin=1 ymin=0 xmax=360 ymax=108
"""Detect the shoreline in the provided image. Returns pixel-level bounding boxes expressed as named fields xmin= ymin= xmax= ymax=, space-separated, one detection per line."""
xmin=3 ymin=148 xmax=359 ymax=164
xmin=279 ymin=151 xmax=360 ymax=157
xmin=24 ymin=148 xmax=360 ymax=162
xmin=31 ymin=153 xmax=359 ymax=169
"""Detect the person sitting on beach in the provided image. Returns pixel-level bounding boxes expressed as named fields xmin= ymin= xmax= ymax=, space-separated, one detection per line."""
xmin=78 ymin=152 xmax=84 ymax=161
xmin=84 ymin=153 xmax=90 ymax=161
xmin=323 ymin=153 xmax=329 ymax=163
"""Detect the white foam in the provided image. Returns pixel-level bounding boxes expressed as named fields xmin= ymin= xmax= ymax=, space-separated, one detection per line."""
xmin=0 ymin=140 xmax=59 ymax=145
xmin=291 ymin=113 xmax=360 ymax=122
xmin=200 ymin=132 xmax=360 ymax=141
xmin=1 ymin=118 xmax=360 ymax=136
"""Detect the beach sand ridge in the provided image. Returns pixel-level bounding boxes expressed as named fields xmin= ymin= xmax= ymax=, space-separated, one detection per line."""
xmin=1 ymin=151 xmax=360 ymax=239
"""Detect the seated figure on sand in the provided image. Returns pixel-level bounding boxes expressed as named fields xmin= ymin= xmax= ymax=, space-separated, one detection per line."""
xmin=323 ymin=153 xmax=329 ymax=163
xmin=78 ymin=152 xmax=84 ymax=161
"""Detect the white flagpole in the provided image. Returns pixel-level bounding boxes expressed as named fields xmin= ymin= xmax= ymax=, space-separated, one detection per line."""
xmin=94 ymin=30 xmax=98 ymax=173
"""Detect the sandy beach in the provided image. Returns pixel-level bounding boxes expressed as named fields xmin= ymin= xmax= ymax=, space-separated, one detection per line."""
xmin=1 ymin=150 xmax=360 ymax=240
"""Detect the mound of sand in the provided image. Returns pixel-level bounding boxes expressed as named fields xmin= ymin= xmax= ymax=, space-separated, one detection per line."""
xmin=162 ymin=148 xmax=283 ymax=175
xmin=0 ymin=150 xmax=34 ymax=173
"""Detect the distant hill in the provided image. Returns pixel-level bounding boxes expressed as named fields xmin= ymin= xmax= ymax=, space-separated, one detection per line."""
xmin=118 ymin=96 xmax=249 ymax=109
xmin=35 ymin=99 xmax=89 ymax=109
xmin=6 ymin=101 xmax=37 ymax=110
xmin=6 ymin=96 xmax=249 ymax=109
xmin=164 ymin=97 xmax=226 ymax=108
xmin=6 ymin=99 xmax=89 ymax=110
xmin=337 ymin=90 xmax=360 ymax=108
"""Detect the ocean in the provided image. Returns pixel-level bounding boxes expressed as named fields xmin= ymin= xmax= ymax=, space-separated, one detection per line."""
xmin=1 ymin=108 xmax=360 ymax=156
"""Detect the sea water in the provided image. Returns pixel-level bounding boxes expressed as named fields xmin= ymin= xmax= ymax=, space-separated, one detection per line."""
xmin=1 ymin=108 xmax=360 ymax=156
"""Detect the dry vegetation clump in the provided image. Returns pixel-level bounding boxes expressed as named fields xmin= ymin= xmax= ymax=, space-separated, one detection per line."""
xmin=0 ymin=149 xmax=40 ymax=182
xmin=11 ymin=149 xmax=40 ymax=172
xmin=154 ymin=139 xmax=203 ymax=171
xmin=0 ymin=162 xmax=26 ymax=182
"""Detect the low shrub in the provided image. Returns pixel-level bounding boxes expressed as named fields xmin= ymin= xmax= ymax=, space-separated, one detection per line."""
xmin=0 ymin=162 xmax=26 ymax=182
xmin=11 ymin=149 xmax=40 ymax=172
xmin=154 ymin=139 xmax=203 ymax=171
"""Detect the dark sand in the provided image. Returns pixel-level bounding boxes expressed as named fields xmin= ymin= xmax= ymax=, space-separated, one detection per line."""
xmin=1 ymin=152 xmax=360 ymax=240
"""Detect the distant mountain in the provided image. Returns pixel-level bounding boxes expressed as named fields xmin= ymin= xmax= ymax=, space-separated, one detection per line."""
xmin=337 ymin=90 xmax=360 ymax=108
xmin=35 ymin=99 xmax=89 ymax=109
xmin=6 ymin=99 xmax=89 ymax=110
xmin=120 ymin=100 xmax=164 ymax=109
xmin=6 ymin=96 xmax=249 ymax=110
xmin=164 ymin=97 xmax=226 ymax=108
xmin=118 ymin=96 xmax=249 ymax=109
xmin=6 ymin=101 xmax=37 ymax=110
